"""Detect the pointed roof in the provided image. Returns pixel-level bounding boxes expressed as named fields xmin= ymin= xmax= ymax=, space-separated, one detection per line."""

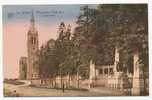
xmin=31 ymin=10 xmax=35 ymax=23
xmin=28 ymin=10 xmax=38 ymax=34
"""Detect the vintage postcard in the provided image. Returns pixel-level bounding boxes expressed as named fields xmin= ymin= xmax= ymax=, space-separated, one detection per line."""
xmin=3 ymin=4 xmax=149 ymax=97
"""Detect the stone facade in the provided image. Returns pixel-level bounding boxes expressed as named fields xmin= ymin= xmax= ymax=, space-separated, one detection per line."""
xmin=19 ymin=57 xmax=27 ymax=80
xmin=27 ymin=11 xmax=39 ymax=80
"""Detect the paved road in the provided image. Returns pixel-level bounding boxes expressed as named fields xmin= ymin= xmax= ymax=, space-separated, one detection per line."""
xmin=4 ymin=82 xmax=113 ymax=96
xmin=4 ymin=80 xmax=125 ymax=96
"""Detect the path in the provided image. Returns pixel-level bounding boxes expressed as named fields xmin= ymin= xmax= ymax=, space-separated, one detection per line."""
xmin=4 ymin=80 xmax=123 ymax=96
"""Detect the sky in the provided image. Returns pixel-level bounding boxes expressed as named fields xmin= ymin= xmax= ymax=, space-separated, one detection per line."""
xmin=3 ymin=5 xmax=84 ymax=78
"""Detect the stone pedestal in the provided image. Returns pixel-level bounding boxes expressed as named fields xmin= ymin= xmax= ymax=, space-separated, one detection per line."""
xmin=107 ymin=72 xmax=129 ymax=90
xmin=132 ymin=77 xmax=144 ymax=95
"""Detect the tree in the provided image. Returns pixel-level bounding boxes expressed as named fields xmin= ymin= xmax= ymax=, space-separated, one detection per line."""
xmin=37 ymin=4 xmax=148 ymax=79
xmin=73 ymin=4 xmax=148 ymax=75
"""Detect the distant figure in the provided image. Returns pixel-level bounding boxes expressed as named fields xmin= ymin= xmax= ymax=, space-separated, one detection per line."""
xmin=13 ymin=90 xmax=19 ymax=96
xmin=62 ymin=83 xmax=65 ymax=93
xmin=13 ymin=90 xmax=16 ymax=93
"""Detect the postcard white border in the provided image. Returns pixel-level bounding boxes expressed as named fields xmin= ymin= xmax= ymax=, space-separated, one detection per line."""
xmin=0 ymin=0 xmax=151 ymax=100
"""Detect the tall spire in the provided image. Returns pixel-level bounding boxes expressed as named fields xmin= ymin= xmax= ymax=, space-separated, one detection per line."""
xmin=30 ymin=10 xmax=35 ymax=28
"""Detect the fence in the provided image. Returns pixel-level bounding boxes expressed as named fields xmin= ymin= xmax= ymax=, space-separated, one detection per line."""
xmin=30 ymin=76 xmax=149 ymax=96
xmin=89 ymin=77 xmax=149 ymax=96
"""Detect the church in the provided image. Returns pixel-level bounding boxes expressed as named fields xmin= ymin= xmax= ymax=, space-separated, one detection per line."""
xmin=19 ymin=11 xmax=39 ymax=80
xmin=19 ymin=11 xmax=72 ymax=80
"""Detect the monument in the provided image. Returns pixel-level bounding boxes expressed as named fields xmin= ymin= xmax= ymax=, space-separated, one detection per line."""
xmin=89 ymin=60 xmax=96 ymax=88
xmin=107 ymin=46 xmax=129 ymax=90
xmin=132 ymin=52 xmax=144 ymax=95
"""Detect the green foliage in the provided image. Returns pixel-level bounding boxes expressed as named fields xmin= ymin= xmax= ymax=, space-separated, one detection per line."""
xmin=73 ymin=4 xmax=148 ymax=73
xmin=38 ymin=4 xmax=148 ymax=77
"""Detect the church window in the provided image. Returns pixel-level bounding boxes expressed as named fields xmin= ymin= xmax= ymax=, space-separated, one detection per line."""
xmin=31 ymin=37 xmax=36 ymax=45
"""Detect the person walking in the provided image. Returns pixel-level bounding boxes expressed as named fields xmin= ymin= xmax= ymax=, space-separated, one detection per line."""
xmin=62 ymin=83 xmax=65 ymax=93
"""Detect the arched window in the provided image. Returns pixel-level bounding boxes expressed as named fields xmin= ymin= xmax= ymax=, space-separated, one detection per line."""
xmin=31 ymin=37 xmax=36 ymax=45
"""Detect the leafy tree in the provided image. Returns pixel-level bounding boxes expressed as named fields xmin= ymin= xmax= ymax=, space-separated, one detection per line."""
xmin=37 ymin=4 xmax=148 ymax=78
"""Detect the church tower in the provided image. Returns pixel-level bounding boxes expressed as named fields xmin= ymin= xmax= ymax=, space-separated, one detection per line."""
xmin=27 ymin=11 xmax=39 ymax=80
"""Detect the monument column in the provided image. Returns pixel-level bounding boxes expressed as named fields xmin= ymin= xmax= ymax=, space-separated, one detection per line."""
xmin=132 ymin=52 xmax=144 ymax=95
xmin=89 ymin=60 xmax=96 ymax=88
xmin=114 ymin=46 xmax=119 ymax=74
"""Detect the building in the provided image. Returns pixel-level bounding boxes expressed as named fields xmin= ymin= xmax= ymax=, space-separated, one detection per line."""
xmin=27 ymin=11 xmax=39 ymax=80
xmin=19 ymin=57 xmax=27 ymax=80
